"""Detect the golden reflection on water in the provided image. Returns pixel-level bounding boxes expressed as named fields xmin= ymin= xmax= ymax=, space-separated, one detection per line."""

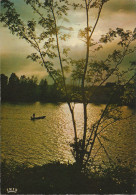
xmin=1 ymin=102 xmax=136 ymax=167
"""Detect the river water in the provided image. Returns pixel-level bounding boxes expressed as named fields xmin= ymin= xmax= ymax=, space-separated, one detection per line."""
xmin=1 ymin=102 xmax=136 ymax=167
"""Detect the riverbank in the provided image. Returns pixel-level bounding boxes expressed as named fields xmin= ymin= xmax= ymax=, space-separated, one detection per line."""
xmin=1 ymin=161 xmax=136 ymax=194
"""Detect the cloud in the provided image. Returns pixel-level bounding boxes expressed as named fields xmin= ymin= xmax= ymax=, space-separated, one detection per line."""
xmin=1 ymin=54 xmax=30 ymax=76
xmin=1 ymin=53 xmax=48 ymax=79
xmin=1 ymin=0 xmax=135 ymax=80
xmin=16 ymin=62 xmax=48 ymax=79
xmin=103 ymin=0 xmax=136 ymax=14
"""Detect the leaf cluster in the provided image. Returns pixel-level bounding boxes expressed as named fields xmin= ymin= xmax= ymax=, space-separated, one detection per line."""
xmin=100 ymin=28 xmax=136 ymax=46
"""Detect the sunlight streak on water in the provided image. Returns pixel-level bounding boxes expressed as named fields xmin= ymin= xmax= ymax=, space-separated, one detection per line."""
xmin=1 ymin=102 xmax=136 ymax=167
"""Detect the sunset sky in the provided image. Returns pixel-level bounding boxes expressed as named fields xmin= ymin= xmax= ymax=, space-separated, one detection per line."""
xmin=0 ymin=0 xmax=136 ymax=81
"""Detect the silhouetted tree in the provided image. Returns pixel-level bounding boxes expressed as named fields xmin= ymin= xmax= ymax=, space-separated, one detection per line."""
xmin=122 ymin=79 xmax=136 ymax=106
xmin=8 ymin=73 xmax=20 ymax=101
xmin=26 ymin=76 xmax=38 ymax=102
xmin=1 ymin=74 xmax=8 ymax=101
xmin=47 ymin=84 xmax=65 ymax=102
xmin=39 ymin=78 xmax=48 ymax=101
xmin=69 ymin=1 xmax=136 ymax=168
xmin=18 ymin=75 xmax=29 ymax=101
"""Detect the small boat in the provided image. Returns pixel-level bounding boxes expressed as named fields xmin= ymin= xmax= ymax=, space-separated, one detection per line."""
xmin=31 ymin=116 xmax=46 ymax=120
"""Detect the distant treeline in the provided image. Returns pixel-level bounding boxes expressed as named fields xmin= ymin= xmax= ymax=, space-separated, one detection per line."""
xmin=1 ymin=73 xmax=64 ymax=103
xmin=1 ymin=73 xmax=135 ymax=106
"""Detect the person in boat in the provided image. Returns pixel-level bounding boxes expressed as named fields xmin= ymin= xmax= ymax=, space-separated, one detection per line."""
xmin=33 ymin=113 xmax=35 ymax=118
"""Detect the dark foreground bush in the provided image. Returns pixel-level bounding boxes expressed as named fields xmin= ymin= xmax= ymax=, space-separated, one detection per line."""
xmin=1 ymin=161 xmax=136 ymax=194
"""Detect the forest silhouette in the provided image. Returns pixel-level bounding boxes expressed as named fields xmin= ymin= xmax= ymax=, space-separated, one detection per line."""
xmin=1 ymin=73 xmax=64 ymax=103
xmin=1 ymin=73 xmax=135 ymax=106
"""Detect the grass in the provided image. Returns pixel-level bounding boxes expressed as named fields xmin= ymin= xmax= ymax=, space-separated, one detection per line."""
xmin=1 ymin=160 xmax=136 ymax=194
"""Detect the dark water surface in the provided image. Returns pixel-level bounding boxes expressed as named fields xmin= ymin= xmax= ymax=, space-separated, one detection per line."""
xmin=1 ymin=102 xmax=136 ymax=167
